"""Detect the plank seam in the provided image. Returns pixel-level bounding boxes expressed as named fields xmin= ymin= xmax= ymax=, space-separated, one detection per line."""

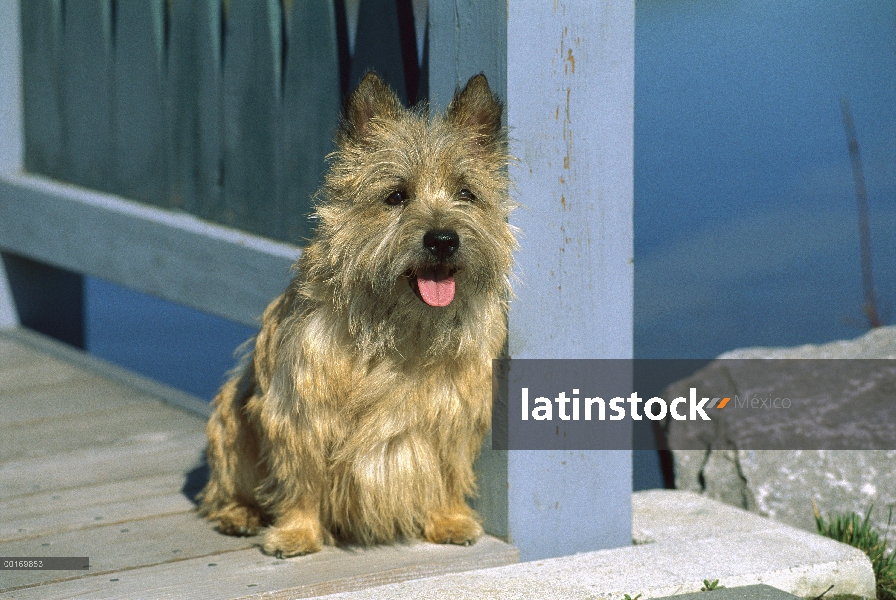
xmin=0 ymin=546 xmax=256 ymax=595
xmin=2 ymin=508 xmax=199 ymax=544
xmin=0 ymin=327 xmax=212 ymax=417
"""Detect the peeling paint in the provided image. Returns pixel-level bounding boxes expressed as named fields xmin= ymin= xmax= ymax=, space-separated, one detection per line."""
xmin=567 ymin=48 xmax=575 ymax=74
xmin=563 ymin=87 xmax=572 ymax=171
xmin=565 ymin=88 xmax=571 ymax=121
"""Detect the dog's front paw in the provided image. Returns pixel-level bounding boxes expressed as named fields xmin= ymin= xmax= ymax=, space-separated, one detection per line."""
xmin=263 ymin=524 xmax=324 ymax=558
xmin=424 ymin=511 xmax=483 ymax=546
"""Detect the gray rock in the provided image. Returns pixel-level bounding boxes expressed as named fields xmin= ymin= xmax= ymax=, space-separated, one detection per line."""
xmin=669 ymin=326 xmax=896 ymax=535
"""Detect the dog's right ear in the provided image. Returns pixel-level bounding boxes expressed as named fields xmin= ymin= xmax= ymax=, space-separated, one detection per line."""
xmin=338 ymin=72 xmax=403 ymax=144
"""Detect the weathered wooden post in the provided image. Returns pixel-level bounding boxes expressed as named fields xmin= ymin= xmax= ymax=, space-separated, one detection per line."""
xmin=0 ymin=0 xmax=20 ymax=329
xmin=429 ymin=0 xmax=635 ymax=561
xmin=1 ymin=0 xmax=85 ymax=344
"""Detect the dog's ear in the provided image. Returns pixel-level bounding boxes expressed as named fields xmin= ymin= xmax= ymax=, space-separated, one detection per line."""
xmin=446 ymin=74 xmax=503 ymax=144
xmin=339 ymin=72 xmax=403 ymax=144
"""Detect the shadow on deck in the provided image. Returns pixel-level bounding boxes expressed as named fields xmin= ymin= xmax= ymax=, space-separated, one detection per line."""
xmin=0 ymin=328 xmax=517 ymax=599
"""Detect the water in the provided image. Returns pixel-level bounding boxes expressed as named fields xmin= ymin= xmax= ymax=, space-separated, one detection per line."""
xmin=635 ymin=0 xmax=896 ymax=358
xmin=85 ymin=277 xmax=255 ymax=400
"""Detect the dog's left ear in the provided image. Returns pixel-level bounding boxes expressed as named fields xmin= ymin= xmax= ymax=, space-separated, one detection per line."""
xmin=446 ymin=74 xmax=503 ymax=145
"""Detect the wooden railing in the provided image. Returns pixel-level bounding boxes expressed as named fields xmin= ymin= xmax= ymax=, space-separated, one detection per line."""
xmin=20 ymin=0 xmax=426 ymax=244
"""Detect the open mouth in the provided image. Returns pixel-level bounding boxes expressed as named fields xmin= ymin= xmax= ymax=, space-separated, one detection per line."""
xmin=408 ymin=265 xmax=458 ymax=307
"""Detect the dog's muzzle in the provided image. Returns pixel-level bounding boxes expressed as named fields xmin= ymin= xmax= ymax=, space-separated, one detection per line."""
xmin=408 ymin=230 xmax=460 ymax=307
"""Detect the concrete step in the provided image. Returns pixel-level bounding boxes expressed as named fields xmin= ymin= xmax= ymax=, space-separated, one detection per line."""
xmin=317 ymin=490 xmax=875 ymax=599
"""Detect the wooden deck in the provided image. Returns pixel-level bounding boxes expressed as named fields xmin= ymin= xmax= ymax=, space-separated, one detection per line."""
xmin=0 ymin=327 xmax=517 ymax=599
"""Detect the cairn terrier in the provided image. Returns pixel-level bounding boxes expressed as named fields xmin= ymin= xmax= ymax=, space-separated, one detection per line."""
xmin=197 ymin=72 xmax=516 ymax=558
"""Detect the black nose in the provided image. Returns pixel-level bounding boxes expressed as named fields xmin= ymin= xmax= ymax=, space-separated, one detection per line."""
xmin=423 ymin=229 xmax=460 ymax=261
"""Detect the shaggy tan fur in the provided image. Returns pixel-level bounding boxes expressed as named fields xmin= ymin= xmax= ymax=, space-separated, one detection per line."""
xmin=197 ymin=72 xmax=516 ymax=558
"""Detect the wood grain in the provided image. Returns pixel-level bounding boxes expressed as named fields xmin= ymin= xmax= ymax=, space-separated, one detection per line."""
xmin=1 ymin=535 xmax=516 ymax=600
xmin=0 ymin=330 xmax=517 ymax=598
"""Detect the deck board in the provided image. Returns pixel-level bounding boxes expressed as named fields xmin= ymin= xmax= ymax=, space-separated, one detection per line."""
xmin=2 ymin=536 xmax=518 ymax=600
xmin=0 ymin=376 xmax=152 ymax=424
xmin=0 ymin=479 xmax=192 ymax=542
xmin=0 ymin=401 xmax=207 ymax=460
xmin=0 ymin=512 xmax=258 ymax=589
xmin=0 ymin=344 xmax=85 ymax=393
xmin=0 ymin=430 xmax=206 ymax=499
xmin=0 ymin=328 xmax=517 ymax=598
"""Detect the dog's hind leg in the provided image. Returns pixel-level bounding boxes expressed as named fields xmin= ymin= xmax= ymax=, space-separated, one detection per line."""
xmin=197 ymin=365 xmax=267 ymax=536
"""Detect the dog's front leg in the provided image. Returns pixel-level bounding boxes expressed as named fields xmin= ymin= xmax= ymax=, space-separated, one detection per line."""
xmin=262 ymin=494 xmax=329 ymax=558
xmin=422 ymin=412 xmax=489 ymax=546
xmin=423 ymin=456 xmax=484 ymax=546
xmin=258 ymin=446 xmax=330 ymax=557
xmin=253 ymin=396 xmax=334 ymax=558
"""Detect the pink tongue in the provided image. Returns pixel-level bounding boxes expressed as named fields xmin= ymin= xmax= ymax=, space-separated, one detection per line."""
xmin=417 ymin=272 xmax=456 ymax=307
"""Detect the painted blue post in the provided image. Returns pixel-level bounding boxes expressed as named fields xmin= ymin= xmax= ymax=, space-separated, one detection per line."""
xmin=0 ymin=0 xmax=21 ymax=328
xmin=1 ymin=0 xmax=84 ymax=345
xmin=430 ymin=0 xmax=634 ymax=561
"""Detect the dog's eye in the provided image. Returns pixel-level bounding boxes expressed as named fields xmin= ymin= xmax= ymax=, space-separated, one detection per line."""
xmin=385 ymin=190 xmax=408 ymax=206
xmin=458 ymin=189 xmax=476 ymax=202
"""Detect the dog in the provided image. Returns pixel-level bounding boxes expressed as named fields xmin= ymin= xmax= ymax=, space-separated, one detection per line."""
xmin=197 ymin=71 xmax=516 ymax=558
